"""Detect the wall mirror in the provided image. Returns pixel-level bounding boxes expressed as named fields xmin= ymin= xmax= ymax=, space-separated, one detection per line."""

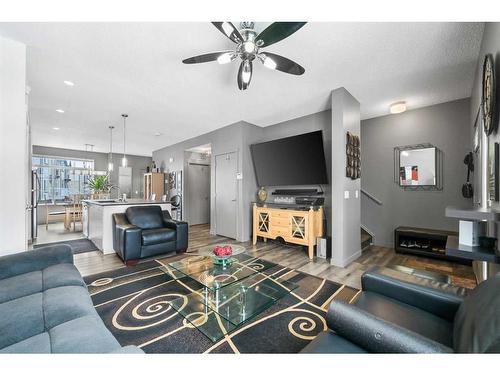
xmin=394 ymin=144 xmax=443 ymax=190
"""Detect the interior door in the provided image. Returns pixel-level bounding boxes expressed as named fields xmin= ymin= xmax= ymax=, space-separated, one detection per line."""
xmin=187 ymin=163 xmax=210 ymax=225
xmin=215 ymin=152 xmax=237 ymax=239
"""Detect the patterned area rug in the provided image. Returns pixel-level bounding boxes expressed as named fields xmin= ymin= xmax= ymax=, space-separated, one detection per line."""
xmin=34 ymin=238 xmax=98 ymax=254
xmin=84 ymin=254 xmax=360 ymax=353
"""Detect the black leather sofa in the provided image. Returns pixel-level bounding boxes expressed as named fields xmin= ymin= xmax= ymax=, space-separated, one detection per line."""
xmin=112 ymin=206 xmax=188 ymax=265
xmin=301 ymin=266 xmax=500 ymax=353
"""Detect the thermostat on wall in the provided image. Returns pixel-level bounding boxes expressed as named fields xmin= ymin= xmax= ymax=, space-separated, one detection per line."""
xmin=236 ymin=172 xmax=243 ymax=180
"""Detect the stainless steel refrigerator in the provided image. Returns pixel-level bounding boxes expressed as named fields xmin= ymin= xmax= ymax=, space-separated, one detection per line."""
xmin=29 ymin=169 xmax=39 ymax=242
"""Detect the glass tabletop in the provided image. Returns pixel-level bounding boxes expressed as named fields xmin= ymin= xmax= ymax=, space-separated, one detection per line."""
xmin=168 ymin=272 xmax=298 ymax=342
xmin=167 ymin=253 xmax=277 ymax=292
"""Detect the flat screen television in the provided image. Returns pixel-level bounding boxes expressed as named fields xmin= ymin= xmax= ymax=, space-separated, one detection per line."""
xmin=250 ymin=130 xmax=328 ymax=186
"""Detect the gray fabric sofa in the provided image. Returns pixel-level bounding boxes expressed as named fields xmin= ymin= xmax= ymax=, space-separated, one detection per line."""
xmin=0 ymin=244 xmax=143 ymax=353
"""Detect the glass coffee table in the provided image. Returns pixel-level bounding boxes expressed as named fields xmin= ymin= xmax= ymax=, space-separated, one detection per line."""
xmin=164 ymin=249 xmax=298 ymax=342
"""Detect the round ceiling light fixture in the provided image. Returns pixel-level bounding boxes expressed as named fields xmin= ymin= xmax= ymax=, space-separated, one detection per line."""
xmin=55 ymin=109 xmax=65 ymax=113
xmin=63 ymin=80 xmax=75 ymax=86
xmin=52 ymin=127 xmax=60 ymax=130
xmin=390 ymin=101 xmax=407 ymax=114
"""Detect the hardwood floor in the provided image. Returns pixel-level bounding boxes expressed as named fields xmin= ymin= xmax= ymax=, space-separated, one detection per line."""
xmin=74 ymin=223 xmax=476 ymax=289
xmin=33 ymin=222 xmax=84 ymax=246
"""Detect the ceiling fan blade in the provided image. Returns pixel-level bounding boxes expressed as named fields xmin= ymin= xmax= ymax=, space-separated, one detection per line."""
xmin=182 ymin=51 xmax=235 ymax=64
xmin=256 ymin=22 xmax=306 ymax=48
xmin=259 ymin=52 xmax=305 ymax=75
xmin=211 ymin=22 xmax=243 ymax=44
xmin=237 ymin=60 xmax=253 ymax=90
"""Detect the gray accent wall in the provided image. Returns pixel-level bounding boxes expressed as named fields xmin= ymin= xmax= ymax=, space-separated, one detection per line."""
xmin=153 ymin=121 xmax=250 ymax=241
xmin=361 ymin=98 xmax=472 ymax=247
xmin=153 ymin=111 xmax=332 ymax=242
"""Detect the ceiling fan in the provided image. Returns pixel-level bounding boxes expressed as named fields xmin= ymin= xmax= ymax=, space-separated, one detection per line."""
xmin=182 ymin=22 xmax=307 ymax=90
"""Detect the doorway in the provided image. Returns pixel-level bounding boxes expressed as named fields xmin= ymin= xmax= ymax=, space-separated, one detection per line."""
xmin=184 ymin=145 xmax=211 ymax=226
xmin=215 ymin=151 xmax=237 ymax=239
xmin=186 ymin=163 xmax=210 ymax=225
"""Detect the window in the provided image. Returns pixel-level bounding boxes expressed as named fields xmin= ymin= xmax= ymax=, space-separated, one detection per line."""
xmin=33 ymin=156 xmax=95 ymax=203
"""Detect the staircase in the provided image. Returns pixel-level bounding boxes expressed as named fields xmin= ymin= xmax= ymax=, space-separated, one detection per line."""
xmin=361 ymin=227 xmax=373 ymax=251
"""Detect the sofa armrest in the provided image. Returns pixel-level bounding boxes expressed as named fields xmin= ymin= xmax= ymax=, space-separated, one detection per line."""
xmin=327 ymin=300 xmax=453 ymax=353
xmin=0 ymin=244 xmax=73 ymax=281
xmin=162 ymin=212 xmax=188 ymax=250
xmin=361 ymin=266 xmax=468 ymax=321
xmin=112 ymin=213 xmax=142 ymax=261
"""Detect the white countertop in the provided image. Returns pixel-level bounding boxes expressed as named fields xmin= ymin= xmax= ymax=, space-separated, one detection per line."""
xmin=82 ymin=199 xmax=169 ymax=206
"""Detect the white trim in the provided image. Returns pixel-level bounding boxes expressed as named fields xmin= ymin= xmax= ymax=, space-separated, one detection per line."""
xmin=331 ymin=250 xmax=362 ymax=268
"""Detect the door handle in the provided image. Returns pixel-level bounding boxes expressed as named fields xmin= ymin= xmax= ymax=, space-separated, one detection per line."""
xmin=231 ymin=199 xmax=236 ymax=202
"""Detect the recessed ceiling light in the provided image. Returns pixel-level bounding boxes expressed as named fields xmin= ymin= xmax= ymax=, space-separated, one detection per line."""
xmin=53 ymin=127 xmax=60 ymax=130
xmin=56 ymin=109 xmax=65 ymax=113
xmin=63 ymin=80 xmax=75 ymax=86
xmin=154 ymin=132 xmax=163 ymax=136
xmin=390 ymin=101 xmax=407 ymax=114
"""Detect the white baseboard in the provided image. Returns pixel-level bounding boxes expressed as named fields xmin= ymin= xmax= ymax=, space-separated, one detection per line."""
xmin=330 ymin=249 xmax=362 ymax=268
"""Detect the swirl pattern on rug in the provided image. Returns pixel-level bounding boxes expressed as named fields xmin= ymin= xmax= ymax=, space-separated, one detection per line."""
xmin=84 ymin=255 xmax=359 ymax=353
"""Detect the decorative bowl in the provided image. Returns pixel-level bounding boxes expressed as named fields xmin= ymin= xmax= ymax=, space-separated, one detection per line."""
xmin=212 ymin=255 xmax=233 ymax=267
xmin=212 ymin=245 xmax=233 ymax=266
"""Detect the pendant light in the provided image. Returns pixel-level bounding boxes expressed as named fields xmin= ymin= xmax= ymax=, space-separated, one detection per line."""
xmin=121 ymin=114 xmax=128 ymax=168
xmin=108 ymin=126 xmax=115 ymax=172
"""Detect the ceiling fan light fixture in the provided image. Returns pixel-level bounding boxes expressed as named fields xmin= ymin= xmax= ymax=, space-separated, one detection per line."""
xmin=221 ymin=22 xmax=233 ymax=36
xmin=186 ymin=22 xmax=307 ymax=90
xmin=263 ymin=56 xmax=277 ymax=70
xmin=242 ymin=61 xmax=252 ymax=83
xmin=243 ymin=41 xmax=255 ymax=54
xmin=216 ymin=52 xmax=234 ymax=64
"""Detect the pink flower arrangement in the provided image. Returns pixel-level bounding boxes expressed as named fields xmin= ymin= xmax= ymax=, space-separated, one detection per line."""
xmin=213 ymin=245 xmax=233 ymax=257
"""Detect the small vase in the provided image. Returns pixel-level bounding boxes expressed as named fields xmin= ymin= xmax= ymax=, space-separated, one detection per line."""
xmin=257 ymin=187 xmax=268 ymax=203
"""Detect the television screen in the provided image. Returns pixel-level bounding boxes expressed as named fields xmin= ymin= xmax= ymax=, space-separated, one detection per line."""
xmin=250 ymin=130 xmax=328 ymax=186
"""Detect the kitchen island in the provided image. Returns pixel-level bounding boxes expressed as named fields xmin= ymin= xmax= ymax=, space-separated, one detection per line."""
xmin=82 ymin=199 xmax=171 ymax=254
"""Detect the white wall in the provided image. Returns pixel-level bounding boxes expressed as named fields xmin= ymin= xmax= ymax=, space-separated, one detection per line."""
xmin=331 ymin=88 xmax=361 ymax=267
xmin=0 ymin=36 xmax=27 ymax=255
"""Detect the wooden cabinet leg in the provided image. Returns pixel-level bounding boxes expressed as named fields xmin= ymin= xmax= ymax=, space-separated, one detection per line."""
xmin=263 ymin=238 xmax=267 ymax=243
xmin=253 ymin=234 xmax=257 ymax=245
xmin=308 ymin=245 xmax=314 ymax=260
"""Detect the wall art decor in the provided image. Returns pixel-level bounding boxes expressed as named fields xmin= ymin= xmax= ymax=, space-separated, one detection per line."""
xmin=482 ymin=54 xmax=497 ymax=136
xmin=346 ymin=131 xmax=360 ymax=180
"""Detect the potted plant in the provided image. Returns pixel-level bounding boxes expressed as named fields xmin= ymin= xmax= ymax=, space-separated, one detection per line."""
xmin=88 ymin=175 xmax=110 ymax=198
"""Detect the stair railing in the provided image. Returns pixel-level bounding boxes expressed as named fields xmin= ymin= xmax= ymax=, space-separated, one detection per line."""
xmin=361 ymin=189 xmax=382 ymax=205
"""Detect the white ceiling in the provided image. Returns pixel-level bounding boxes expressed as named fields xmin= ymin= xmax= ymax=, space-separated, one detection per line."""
xmin=0 ymin=22 xmax=484 ymax=156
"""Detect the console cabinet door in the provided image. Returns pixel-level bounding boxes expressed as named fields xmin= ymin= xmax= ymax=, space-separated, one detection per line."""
xmin=256 ymin=211 xmax=270 ymax=235
xmin=290 ymin=214 xmax=308 ymax=241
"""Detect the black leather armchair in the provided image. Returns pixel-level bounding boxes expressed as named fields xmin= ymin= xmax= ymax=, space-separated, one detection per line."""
xmin=301 ymin=266 xmax=500 ymax=353
xmin=112 ymin=206 xmax=188 ymax=265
